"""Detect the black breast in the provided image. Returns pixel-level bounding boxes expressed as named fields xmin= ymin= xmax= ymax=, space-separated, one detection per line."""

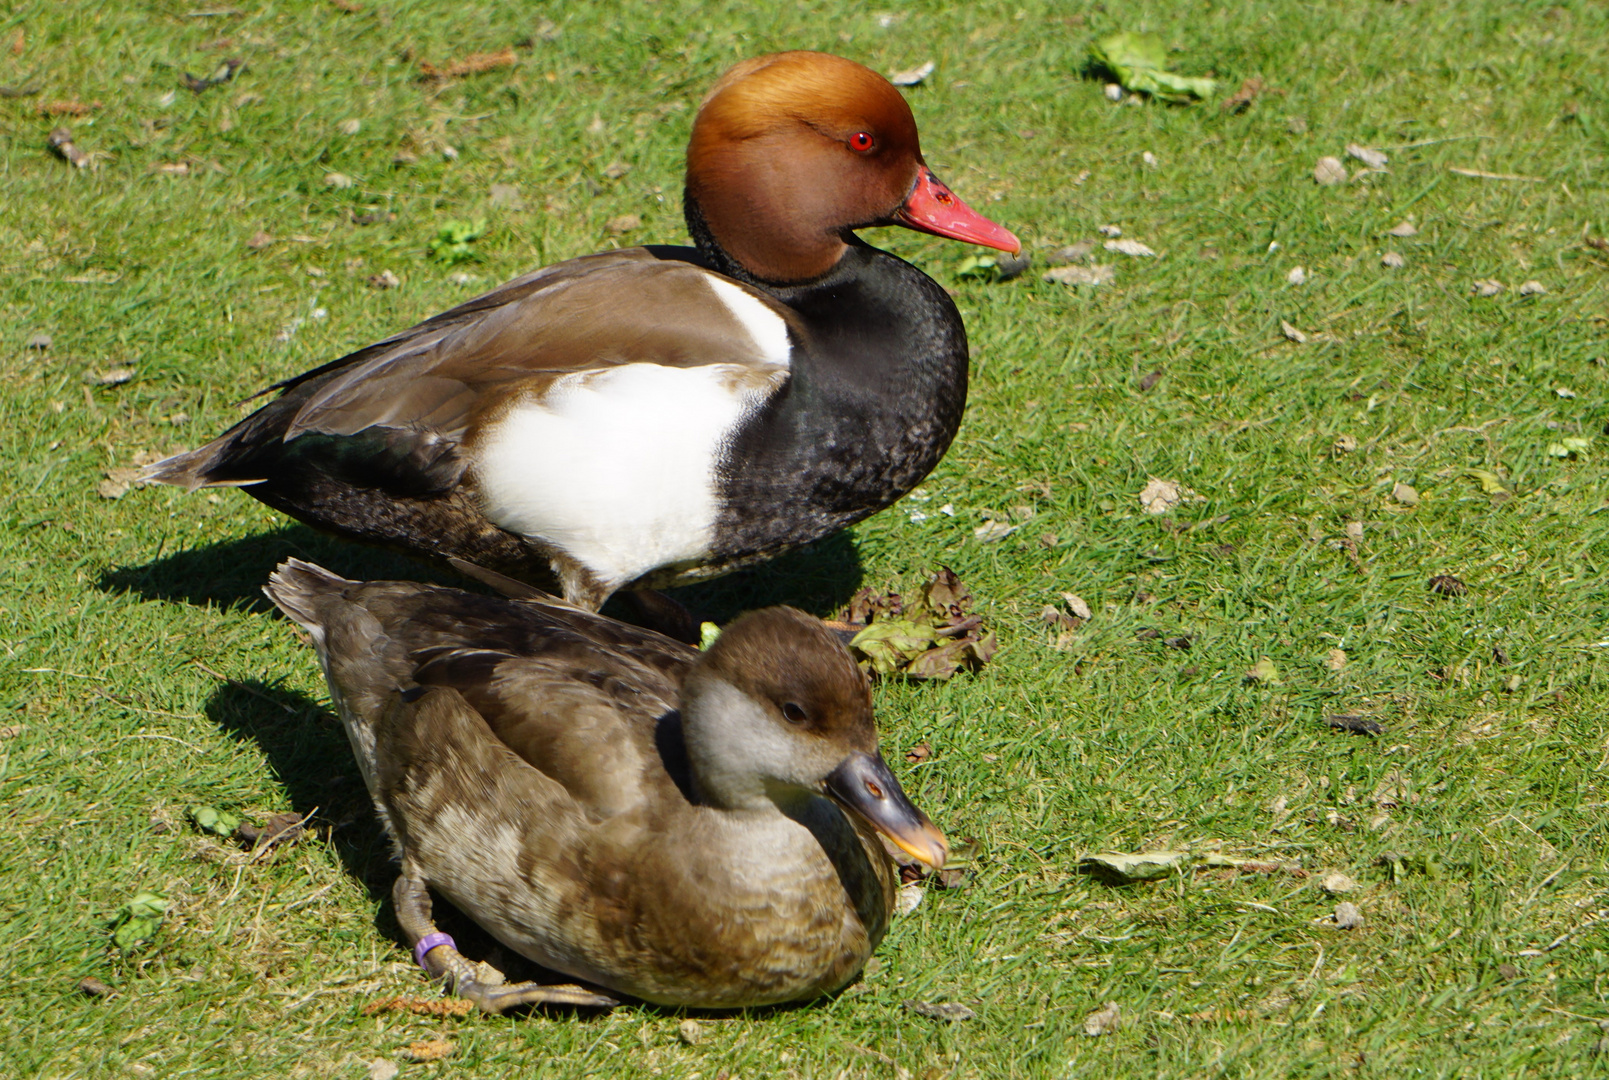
xmin=708 ymin=244 xmax=969 ymax=562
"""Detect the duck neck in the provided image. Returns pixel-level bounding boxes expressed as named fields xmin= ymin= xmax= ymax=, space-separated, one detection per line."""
xmin=683 ymin=188 xmax=846 ymax=288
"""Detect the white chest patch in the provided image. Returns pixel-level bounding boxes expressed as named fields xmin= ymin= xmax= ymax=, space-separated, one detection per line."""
xmin=701 ymin=275 xmax=794 ymax=368
xmin=475 ymin=361 xmax=783 ymax=590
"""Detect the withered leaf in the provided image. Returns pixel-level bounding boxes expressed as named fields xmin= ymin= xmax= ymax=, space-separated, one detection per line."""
xmin=1081 ymin=850 xmax=1190 ymax=884
xmin=888 ymin=60 xmax=935 ymax=87
xmin=1326 ymin=714 xmax=1382 ymax=736
xmin=840 ymin=569 xmax=994 ymax=679
xmin=78 ymin=976 xmax=115 ymax=998
xmin=403 ymin=1039 xmax=455 ymax=1062
xmin=1043 ymin=264 xmax=1114 ymax=287
xmin=238 ymin=811 xmax=306 ymax=853
xmin=182 ymin=58 xmax=243 ymax=93
xmin=903 ymin=1000 xmax=975 ymax=1022
xmin=1321 ymin=871 xmax=1359 ymax=894
xmin=1428 ymin=574 xmax=1467 ymax=597
xmin=1083 ymin=1001 xmax=1121 ymax=1036
xmin=418 ymin=48 xmax=517 ymax=81
xmin=1346 ymin=143 xmax=1388 ymax=169
xmin=1220 ymin=76 xmax=1265 ymax=113
xmin=1313 ymin=156 xmax=1347 ymax=185
xmin=362 ymin=996 xmax=473 ymax=1017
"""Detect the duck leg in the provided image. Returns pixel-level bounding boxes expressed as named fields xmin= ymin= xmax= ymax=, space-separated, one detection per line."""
xmin=392 ymin=866 xmax=617 ymax=1012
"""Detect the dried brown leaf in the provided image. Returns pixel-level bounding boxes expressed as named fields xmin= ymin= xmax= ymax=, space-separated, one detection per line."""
xmin=1313 ymin=156 xmax=1347 ymax=185
xmin=1104 ymin=238 xmax=1157 ymax=258
xmin=1321 ymin=871 xmax=1359 ymax=894
xmin=888 ymin=60 xmax=935 ymax=87
xmin=402 ymin=1039 xmax=456 ymax=1062
xmin=1042 ymin=264 xmax=1114 ymax=287
xmin=362 ymin=996 xmax=474 ymax=1017
xmin=605 ymin=213 xmax=642 ymax=235
xmin=1083 ymin=1001 xmax=1122 ymax=1036
xmin=418 ymin=48 xmax=517 ymax=80
xmin=903 ymin=1000 xmax=975 ymax=1022
xmin=1428 ymin=573 xmax=1467 ymax=597
xmin=1220 ymin=76 xmax=1265 ymax=113
xmin=1346 ymin=143 xmax=1389 ymax=169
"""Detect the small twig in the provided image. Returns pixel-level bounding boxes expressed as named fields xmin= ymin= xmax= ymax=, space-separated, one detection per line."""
xmin=1379 ymin=135 xmax=1494 ymax=151
xmin=1449 ymin=166 xmax=1541 ymax=182
xmin=22 ymin=667 xmax=106 ymax=680
xmin=281 ymin=882 xmax=335 ymax=912
xmin=120 ymin=733 xmax=207 ymax=754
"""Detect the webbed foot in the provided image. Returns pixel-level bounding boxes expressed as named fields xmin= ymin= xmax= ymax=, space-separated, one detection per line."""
xmin=392 ymin=867 xmax=617 ymax=1013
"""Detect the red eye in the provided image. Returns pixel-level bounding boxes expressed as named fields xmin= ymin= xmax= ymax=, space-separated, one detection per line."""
xmin=848 ymin=131 xmax=875 ymax=154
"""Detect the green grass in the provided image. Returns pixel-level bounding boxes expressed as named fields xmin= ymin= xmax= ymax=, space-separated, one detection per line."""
xmin=3 ymin=0 xmax=1608 ymax=1076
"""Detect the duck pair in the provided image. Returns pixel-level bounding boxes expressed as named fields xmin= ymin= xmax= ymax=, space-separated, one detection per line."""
xmin=163 ymin=52 xmax=1019 ymax=1009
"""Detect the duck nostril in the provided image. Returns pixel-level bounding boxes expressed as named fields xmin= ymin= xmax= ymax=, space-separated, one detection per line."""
xmin=935 ymin=191 xmax=954 ymax=206
xmin=865 ymin=780 xmax=884 ymax=799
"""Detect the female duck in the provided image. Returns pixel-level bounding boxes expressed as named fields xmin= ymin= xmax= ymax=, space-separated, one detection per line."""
xmin=264 ymin=558 xmax=947 ymax=1010
xmin=149 ymin=53 xmax=1019 ymax=612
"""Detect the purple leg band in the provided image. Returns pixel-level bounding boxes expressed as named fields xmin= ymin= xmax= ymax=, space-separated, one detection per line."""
xmin=413 ymin=931 xmax=455 ymax=970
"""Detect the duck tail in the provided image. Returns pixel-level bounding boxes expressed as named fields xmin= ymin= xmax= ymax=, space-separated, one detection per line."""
xmin=263 ymin=558 xmax=355 ymax=644
xmin=139 ymin=439 xmax=267 ymax=491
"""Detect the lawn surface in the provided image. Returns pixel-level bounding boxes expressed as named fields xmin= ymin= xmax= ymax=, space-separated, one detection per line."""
xmin=3 ymin=1 xmax=1608 ymax=1076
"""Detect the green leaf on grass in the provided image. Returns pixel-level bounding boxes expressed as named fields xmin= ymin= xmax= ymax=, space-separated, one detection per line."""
xmin=954 ymin=254 xmax=1001 ymax=281
xmin=1466 ymin=468 xmax=1511 ymax=494
xmin=1547 ymin=437 xmax=1590 ymax=459
xmin=1246 ymin=656 xmax=1283 ymax=686
xmin=429 ymin=218 xmax=489 ymax=265
xmin=1081 ymin=850 xmax=1191 ymax=884
xmin=849 ymin=619 xmax=940 ymax=675
xmin=188 ymin=804 xmax=240 ymax=837
xmin=109 ymin=891 xmax=170 ymax=952
xmin=1090 ymin=32 xmax=1218 ymax=103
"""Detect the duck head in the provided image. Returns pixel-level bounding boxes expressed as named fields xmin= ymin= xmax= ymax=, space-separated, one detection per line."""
xmin=686 ymin=51 xmax=1020 ymax=284
xmin=681 ymin=607 xmax=949 ymax=868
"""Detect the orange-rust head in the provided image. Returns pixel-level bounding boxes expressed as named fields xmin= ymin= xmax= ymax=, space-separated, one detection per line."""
xmin=685 ymin=52 xmax=1017 ymax=283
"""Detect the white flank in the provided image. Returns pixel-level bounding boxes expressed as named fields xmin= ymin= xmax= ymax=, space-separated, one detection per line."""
xmin=702 ymin=275 xmax=794 ymax=368
xmin=475 ymin=362 xmax=782 ymax=590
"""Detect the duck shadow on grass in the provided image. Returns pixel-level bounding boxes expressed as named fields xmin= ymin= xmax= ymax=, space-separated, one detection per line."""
xmin=100 ymin=523 xmax=867 ymax=624
xmin=206 ymin=676 xmax=855 ymax=1019
xmin=98 ymin=525 xmax=463 ymax=615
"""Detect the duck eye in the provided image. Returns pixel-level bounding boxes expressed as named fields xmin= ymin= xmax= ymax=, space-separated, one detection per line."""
xmin=848 ymin=131 xmax=875 ymax=154
xmin=782 ymin=702 xmax=809 ymax=724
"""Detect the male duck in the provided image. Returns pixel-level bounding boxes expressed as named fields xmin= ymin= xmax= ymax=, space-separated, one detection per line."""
xmin=149 ymin=52 xmax=1019 ymax=612
xmin=263 ymin=558 xmax=947 ymax=1010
